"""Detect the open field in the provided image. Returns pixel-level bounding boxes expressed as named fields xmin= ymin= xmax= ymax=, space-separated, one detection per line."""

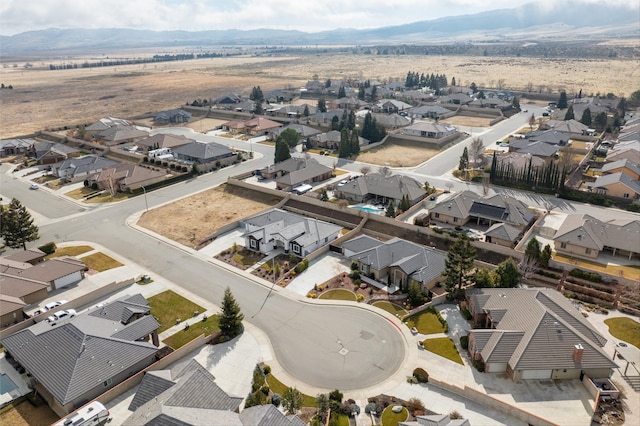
xmin=1 ymin=53 xmax=637 ymax=138
xmin=137 ymin=183 xmax=282 ymax=247
xmin=356 ymin=139 xmax=440 ymax=167
xmin=440 ymin=115 xmax=496 ymax=127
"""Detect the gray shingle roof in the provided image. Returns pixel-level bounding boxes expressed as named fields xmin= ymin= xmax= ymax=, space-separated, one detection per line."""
xmin=338 ymin=172 xmax=425 ymax=203
xmin=273 ymin=158 xmax=332 ymax=187
xmin=240 ymin=404 xmax=303 ymax=426
xmin=484 ymin=223 xmax=521 ymax=242
xmin=600 ymin=158 xmax=640 ymax=176
xmin=129 ymin=371 xmax=176 ymax=411
xmin=54 ymin=155 xmax=119 ymax=178
xmin=89 ymin=294 xmax=151 ymax=323
xmin=553 ymin=214 xmax=640 ymax=254
xmin=468 ymin=288 xmax=616 ymax=372
xmin=587 ymin=171 xmax=640 ymax=195
xmin=172 ymin=141 xmax=233 ymax=162
xmin=341 ymin=235 xmax=384 ymax=254
xmin=111 ymin=315 xmax=160 ymax=341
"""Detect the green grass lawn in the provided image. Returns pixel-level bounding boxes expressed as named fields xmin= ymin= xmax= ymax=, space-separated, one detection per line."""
xmin=405 ymin=311 xmax=445 ymax=334
xmin=163 ymin=315 xmax=220 ymax=349
xmin=373 ymin=301 xmax=407 ymax=317
xmin=319 ymin=289 xmax=356 ymax=301
xmin=46 ymin=245 xmax=93 ymax=259
xmin=148 ymin=290 xmax=205 ymax=333
xmin=265 ymin=373 xmax=317 ymax=407
xmin=381 ymin=406 xmax=408 ymax=426
xmin=80 ymin=252 xmax=123 ymax=272
xmin=604 ymin=317 xmax=640 ymax=349
xmin=422 ymin=337 xmax=464 ymax=364
xmin=331 ymin=412 xmax=350 ymax=426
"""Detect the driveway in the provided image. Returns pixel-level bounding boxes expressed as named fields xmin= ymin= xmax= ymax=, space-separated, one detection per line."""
xmin=286 ymin=252 xmax=351 ymax=296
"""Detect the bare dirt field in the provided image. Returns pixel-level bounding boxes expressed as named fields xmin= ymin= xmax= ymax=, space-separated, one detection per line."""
xmin=137 ymin=183 xmax=282 ymax=247
xmin=1 ymin=53 xmax=637 ymax=138
xmin=440 ymin=116 xmax=495 ymax=127
xmin=0 ymin=400 xmax=59 ymax=426
xmin=355 ymin=139 xmax=441 ymax=167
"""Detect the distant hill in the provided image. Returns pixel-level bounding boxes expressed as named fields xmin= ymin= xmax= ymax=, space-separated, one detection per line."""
xmin=1 ymin=1 xmax=638 ymax=53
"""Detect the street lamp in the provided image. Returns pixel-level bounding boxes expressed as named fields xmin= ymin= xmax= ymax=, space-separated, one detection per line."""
xmin=141 ymin=186 xmax=149 ymax=212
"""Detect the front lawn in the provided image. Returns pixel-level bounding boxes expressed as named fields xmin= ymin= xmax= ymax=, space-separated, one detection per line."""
xmin=80 ymin=252 xmax=123 ymax=272
xmin=381 ymin=406 xmax=408 ymax=426
xmin=46 ymin=245 xmax=93 ymax=259
xmin=148 ymin=290 xmax=205 ymax=333
xmin=604 ymin=317 xmax=640 ymax=349
xmin=422 ymin=337 xmax=464 ymax=364
xmin=265 ymin=373 xmax=317 ymax=407
xmin=319 ymin=289 xmax=356 ymax=301
xmin=405 ymin=311 xmax=445 ymax=335
xmin=373 ymin=301 xmax=407 ymax=317
xmin=163 ymin=315 xmax=220 ymax=349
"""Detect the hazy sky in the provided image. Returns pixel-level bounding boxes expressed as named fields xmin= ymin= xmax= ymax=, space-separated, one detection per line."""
xmin=0 ymin=0 xmax=636 ymax=36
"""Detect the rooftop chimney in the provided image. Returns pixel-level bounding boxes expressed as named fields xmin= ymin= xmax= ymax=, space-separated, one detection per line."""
xmin=573 ymin=344 xmax=584 ymax=363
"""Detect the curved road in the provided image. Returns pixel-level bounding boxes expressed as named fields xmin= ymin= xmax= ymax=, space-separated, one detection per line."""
xmin=1 ymin=160 xmax=406 ymax=391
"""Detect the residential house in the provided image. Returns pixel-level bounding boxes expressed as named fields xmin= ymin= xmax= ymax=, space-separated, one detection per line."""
xmin=4 ymin=248 xmax=46 ymax=265
xmin=266 ymin=103 xmax=317 ymax=118
xmin=308 ymin=109 xmax=346 ymax=126
xmin=370 ymin=113 xmax=410 ymax=130
xmin=308 ymin=130 xmax=369 ymax=151
xmin=406 ymin=104 xmax=451 ymax=120
xmin=171 ymin=141 xmax=235 ymax=165
xmin=33 ymin=141 xmax=80 ymax=165
xmin=239 ymin=404 xmax=306 ymax=426
xmin=84 ymin=117 xmax=131 ymax=137
xmin=540 ymin=119 xmax=589 ymax=135
xmin=507 ymin=139 xmax=560 ymax=158
xmin=466 ymin=288 xmax=618 ymax=380
xmin=586 ymin=172 xmax=640 ymax=200
xmin=553 ymin=214 xmax=640 ymax=260
xmin=222 ymin=119 xmax=248 ymax=135
xmin=606 ymin=140 xmax=640 ymax=164
xmin=331 ymin=97 xmax=368 ymax=110
xmin=402 ymin=121 xmax=457 ymax=139
xmin=600 ymin=159 xmax=640 ymax=180
xmin=263 ymin=90 xmax=294 ymax=104
xmin=343 ymin=235 xmax=446 ymax=292
xmin=153 ymin=109 xmax=192 ymax=125
xmin=270 ymin=123 xmax=322 ymax=141
xmin=335 ymin=173 xmax=426 ymax=207
xmin=399 ymin=90 xmax=436 ymax=103
xmin=242 ymin=208 xmax=342 ymax=257
xmin=215 ymin=93 xmax=242 ymax=105
xmin=137 ymin=134 xmax=194 ymax=152
xmin=373 ymin=99 xmax=413 ymax=114
xmin=243 ymin=117 xmax=282 ymax=136
xmin=483 ymin=223 xmax=522 ymax=247
xmin=469 ymin=98 xmax=511 ymax=110
xmin=401 ymin=413 xmax=470 ymax=426
xmin=0 ymin=294 xmax=27 ymax=327
xmin=2 ymin=294 xmax=160 ymax=415
xmin=87 ymin=164 xmax=166 ymax=192
xmin=429 ymin=191 xmax=535 ymax=230
xmin=259 ymin=157 xmax=333 ymax=191
xmin=438 ymin=93 xmax=473 ymax=105
xmin=53 ymin=155 xmax=119 ymax=180
xmin=124 ymin=359 xmax=243 ymax=425
xmin=495 ymin=152 xmax=546 ymax=171
xmin=231 ymin=100 xmax=256 ymax=113
xmin=0 ymin=138 xmax=35 ymax=157
xmin=1 ymin=256 xmax=87 ymax=291
xmin=96 ymin=125 xmax=149 ymax=147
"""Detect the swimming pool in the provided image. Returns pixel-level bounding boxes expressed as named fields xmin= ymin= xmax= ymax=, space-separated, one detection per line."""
xmin=351 ymin=204 xmax=385 ymax=214
xmin=0 ymin=374 xmax=18 ymax=395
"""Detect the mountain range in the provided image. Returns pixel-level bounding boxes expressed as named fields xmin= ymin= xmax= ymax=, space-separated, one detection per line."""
xmin=1 ymin=1 xmax=638 ymax=53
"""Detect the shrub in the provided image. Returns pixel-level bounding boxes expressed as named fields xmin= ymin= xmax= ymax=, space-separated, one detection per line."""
xmin=350 ymin=270 xmax=361 ymax=280
xmin=351 ymin=262 xmax=359 ymax=270
xmin=461 ymin=309 xmax=472 ymax=320
xmin=473 ymin=359 xmax=485 ymax=372
xmin=260 ymin=385 xmax=270 ymax=395
xmin=406 ymin=397 xmax=425 ymax=414
xmin=569 ymin=268 xmax=602 ymax=283
xmin=356 ymin=294 xmax=365 ymax=302
xmin=329 ymin=389 xmax=343 ymax=403
xmin=413 ymin=367 xmax=429 ymax=383
xmin=271 ymin=393 xmax=281 ymax=407
xmin=460 ymin=335 xmax=469 ymax=349
xmin=38 ymin=242 xmax=57 ymax=255
xmin=407 ymin=375 xmax=418 ymax=384
xmin=262 ymin=364 xmax=271 ymax=375
xmin=450 ymin=410 xmax=464 ymax=420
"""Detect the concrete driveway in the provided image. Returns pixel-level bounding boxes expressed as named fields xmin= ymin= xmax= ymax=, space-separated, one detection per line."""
xmin=285 ymin=252 xmax=352 ymax=296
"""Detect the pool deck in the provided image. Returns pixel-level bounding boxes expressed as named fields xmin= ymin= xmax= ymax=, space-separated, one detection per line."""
xmin=0 ymin=352 xmax=31 ymax=406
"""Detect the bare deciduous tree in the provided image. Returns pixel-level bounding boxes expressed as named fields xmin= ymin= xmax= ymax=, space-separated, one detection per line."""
xmin=526 ymin=81 xmax=534 ymax=92
xmin=469 ymin=137 xmax=485 ymax=166
xmin=379 ymin=166 xmax=392 ymax=177
xmin=360 ymin=165 xmax=371 ymax=175
xmin=496 ymin=79 xmax=506 ymax=90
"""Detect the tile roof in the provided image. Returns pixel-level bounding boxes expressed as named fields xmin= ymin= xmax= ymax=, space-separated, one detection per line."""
xmin=338 ymin=172 xmax=425 ymax=203
xmin=99 ymin=125 xmax=149 ymax=145
xmin=240 ymin=404 xmax=305 ymax=426
xmin=54 ymin=155 xmax=119 ymax=178
xmin=137 ymin=134 xmax=194 ymax=150
xmin=0 ymin=274 xmax=49 ymax=299
xmin=89 ymin=294 xmax=151 ymax=323
xmin=468 ymin=288 xmax=616 ymax=372
xmin=587 ymin=172 xmax=640 ymax=195
xmin=172 ymin=141 xmax=233 ymax=162
xmin=341 ymin=235 xmax=385 ymax=254
xmin=270 ymin=124 xmax=321 ymax=138
xmin=600 ymin=158 xmax=640 ymax=176
xmin=348 ymin=237 xmax=446 ymax=285
xmin=553 ymin=214 xmax=640 ymax=253
xmin=0 ymin=294 xmax=26 ymax=316
xmin=0 ymin=138 xmax=35 ymax=150
xmin=403 ymin=121 xmax=456 ymax=134
xmin=4 ymin=248 xmax=45 ymax=263
xmin=85 ymin=117 xmax=130 ymax=131
xmin=16 ymin=257 xmax=86 ymax=283
xmin=243 ymin=117 xmax=282 ymax=131
xmin=273 ymin=159 xmax=332 ymax=187
xmin=484 ymin=223 xmax=521 ymax=242
xmin=2 ymin=294 xmax=159 ymax=406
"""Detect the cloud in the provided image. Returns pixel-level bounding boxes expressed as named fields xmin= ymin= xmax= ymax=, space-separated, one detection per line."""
xmin=0 ymin=0 xmax=637 ymax=35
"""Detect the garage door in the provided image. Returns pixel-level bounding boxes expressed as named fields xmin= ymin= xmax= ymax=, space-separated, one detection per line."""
xmin=521 ymin=369 xmax=552 ymax=380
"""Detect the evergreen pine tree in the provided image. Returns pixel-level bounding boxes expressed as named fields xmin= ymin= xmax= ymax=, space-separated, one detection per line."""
xmin=443 ymin=234 xmax=476 ymax=294
xmin=338 ymin=128 xmax=350 ymax=158
xmin=564 ymin=105 xmax=575 ymax=120
xmin=274 ymin=137 xmax=291 ymax=163
xmin=317 ymin=98 xmax=327 ymax=113
xmin=459 ymin=147 xmax=469 ymax=171
xmin=219 ymin=287 xmax=244 ymax=338
xmin=1 ymin=198 xmax=39 ymax=250
xmin=557 ymin=91 xmax=568 ymax=109
xmin=385 ymin=200 xmax=396 ymax=218
xmin=350 ymin=129 xmax=360 ymax=156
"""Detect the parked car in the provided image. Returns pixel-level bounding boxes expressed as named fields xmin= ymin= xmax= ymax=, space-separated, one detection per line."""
xmin=29 ymin=184 xmax=39 ymax=190
xmin=338 ymin=180 xmax=348 ymax=186
xmin=53 ymin=401 xmax=111 ymax=426
xmin=47 ymin=309 xmax=76 ymax=324
xmin=43 ymin=300 xmax=68 ymax=311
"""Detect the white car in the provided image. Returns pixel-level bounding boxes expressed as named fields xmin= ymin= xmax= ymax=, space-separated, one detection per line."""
xmin=338 ymin=180 xmax=348 ymax=186
xmin=29 ymin=184 xmax=39 ymax=190
xmin=47 ymin=309 xmax=76 ymax=324
xmin=43 ymin=300 xmax=68 ymax=311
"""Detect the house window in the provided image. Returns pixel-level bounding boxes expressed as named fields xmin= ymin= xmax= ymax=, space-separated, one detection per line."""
xmin=292 ymin=244 xmax=301 ymax=254
xmin=560 ymin=242 xmax=567 ymax=249
xmin=360 ymin=263 xmax=367 ymax=272
xmin=434 ymin=213 xmax=440 ymax=218
xmin=623 ymin=193 xmax=629 ymax=198
xmin=103 ymin=378 xmax=113 ymax=387
xmin=250 ymin=239 xmax=257 ymax=249
xmin=453 ymin=217 xmax=458 ymax=223
xmin=585 ymin=248 xmax=592 ymax=255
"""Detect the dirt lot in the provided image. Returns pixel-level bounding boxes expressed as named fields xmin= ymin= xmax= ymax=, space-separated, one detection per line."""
xmin=137 ymin=183 xmax=282 ymax=247
xmin=0 ymin=400 xmax=59 ymax=426
xmin=355 ymin=139 xmax=441 ymax=167
xmin=1 ymin=53 xmax=637 ymax=138
xmin=440 ymin=115 xmax=496 ymax=127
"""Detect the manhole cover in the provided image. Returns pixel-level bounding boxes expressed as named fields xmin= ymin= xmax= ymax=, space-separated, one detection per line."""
xmin=338 ymin=348 xmax=349 ymax=356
